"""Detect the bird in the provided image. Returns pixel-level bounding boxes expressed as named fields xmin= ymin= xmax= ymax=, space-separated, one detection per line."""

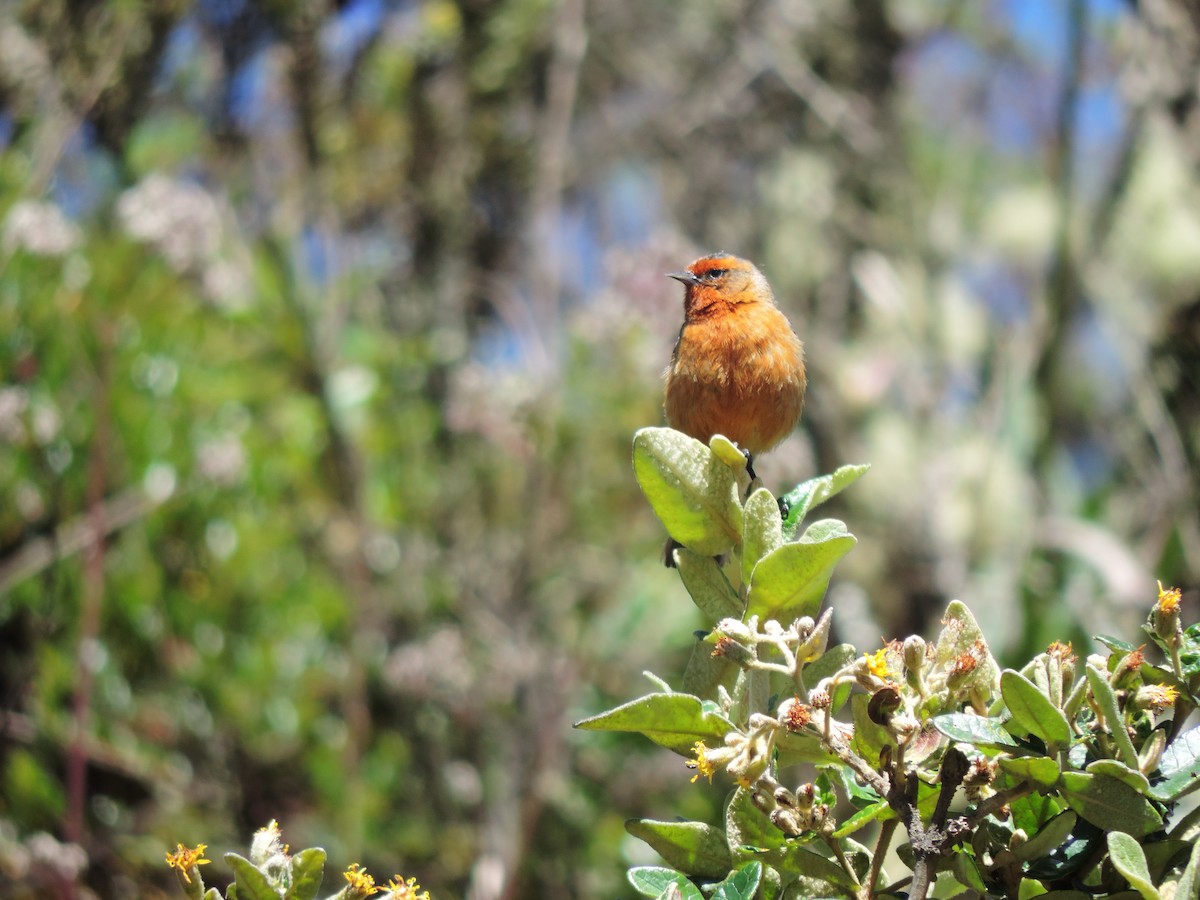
xmin=661 ymin=253 xmax=806 ymax=564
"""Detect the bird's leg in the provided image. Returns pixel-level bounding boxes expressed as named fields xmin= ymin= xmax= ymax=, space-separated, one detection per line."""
xmin=743 ymin=450 xmax=759 ymax=499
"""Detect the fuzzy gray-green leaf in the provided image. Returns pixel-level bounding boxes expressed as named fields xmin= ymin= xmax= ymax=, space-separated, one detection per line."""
xmin=1107 ymin=832 xmax=1159 ymax=900
xmin=224 ymin=854 xmax=277 ymax=900
xmin=625 ymin=819 xmax=732 ymax=878
xmin=286 ymin=847 xmax=326 ymax=900
xmin=1058 ymin=772 xmax=1162 ymax=838
xmin=745 ymin=519 xmax=855 ymax=623
xmin=574 ymin=692 xmax=733 ymax=755
xmin=634 ymin=427 xmax=742 ymax=557
xmin=742 ymin=487 xmax=783 ymax=585
xmin=1001 ymin=669 xmax=1071 ymax=747
xmin=676 ymin=549 xmax=742 ymax=622
xmin=1085 ymin=665 xmax=1138 ymax=768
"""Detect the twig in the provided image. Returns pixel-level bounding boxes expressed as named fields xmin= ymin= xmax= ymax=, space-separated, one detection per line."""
xmin=65 ymin=323 xmax=114 ymax=853
xmin=966 ymin=781 xmax=1035 ymax=827
xmin=864 ymin=818 xmax=898 ymax=899
xmin=0 ymin=486 xmax=171 ymax=594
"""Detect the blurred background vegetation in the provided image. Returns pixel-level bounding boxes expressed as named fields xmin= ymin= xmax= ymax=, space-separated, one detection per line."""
xmin=2 ymin=0 xmax=1200 ymax=896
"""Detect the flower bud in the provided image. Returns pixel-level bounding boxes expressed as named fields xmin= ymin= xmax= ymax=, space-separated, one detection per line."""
xmin=902 ymin=636 xmax=927 ymax=674
xmin=709 ymin=634 xmax=756 ymax=667
xmin=1153 ymin=582 xmax=1182 ymax=641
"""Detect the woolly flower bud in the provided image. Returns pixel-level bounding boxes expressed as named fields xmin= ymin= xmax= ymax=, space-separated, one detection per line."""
xmin=902 ymin=635 xmax=927 ymax=674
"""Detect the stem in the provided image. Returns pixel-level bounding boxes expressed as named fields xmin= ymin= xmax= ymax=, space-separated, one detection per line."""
xmin=864 ymin=818 xmax=897 ymax=899
xmin=967 ymin=781 xmax=1035 ymax=827
xmin=827 ymin=835 xmax=861 ymax=889
xmin=1169 ymin=639 xmax=1185 ymax=682
xmin=909 ymin=857 xmax=934 ymax=900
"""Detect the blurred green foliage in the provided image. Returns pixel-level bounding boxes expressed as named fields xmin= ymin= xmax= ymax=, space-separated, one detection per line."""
xmin=1 ymin=0 xmax=1200 ymax=897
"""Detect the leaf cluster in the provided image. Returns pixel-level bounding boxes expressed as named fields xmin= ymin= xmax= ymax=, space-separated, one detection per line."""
xmin=579 ymin=429 xmax=1200 ymax=899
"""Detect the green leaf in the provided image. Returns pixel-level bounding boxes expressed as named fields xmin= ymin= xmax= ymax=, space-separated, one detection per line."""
xmin=932 ymin=713 xmax=1019 ymax=749
xmin=1057 ymin=772 xmax=1163 ymax=838
xmin=1150 ymin=724 xmax=1200 ymax=802
xmin=758 ymin=844 xmax=858 ymax=892
xmin=286 ymin=848 xmax=326 ymax=900
xmin=1022 ymin=819 xmax=1102 ymax=882
xmin=743 ymin=488 xmax=784 ymax=585
xmin=1095 ymin=635 xmax=1137 ymax=655
xmin=997 ymin=755 xmax=1060 ymax=790
xmin=803 ymin=643 xmax=856 ymax=712
xmin=224 ymin=854 xmax=278 ymax=900
xmin=633 ymin=427 xmax=743 ymax=557
xmin=713 ymin=862 xmax=763 ymax=900
xmin=1107 ymin=832 xmax=1159 ymax=900
xmin=627 ymin=866 xmax=704 ymax=900
xmin=1012 ymin=810 xmax=1077 ymax=862
xmin=745 ymin=519 xmax=856 ymax=623
xmin=681 ymin=637 xmax=737 ymax=700
xmin=1085 ymin=665 xmax=1139 ymax=768
xmin=574 ymin=693 xmax=733 ymax=755
xmin=1142 ymin=841 xmax=1192 ymax=880
xmin=203 ymin=889 xmax=222 ymax=900
xmin=625 ymin=819 xmax=732 ymax=878
xmin=676 ymin=550 xmax=743 ymax=623
xmin=953 ymin=851 xmax=988 ymax=894
xmin=726 ymin=785 xmax=785 ymax=853
xmin=779 ymin=464 xmax=870 ymax=538
xmin=1173 ymin=840 xmax=1200 ymax=900
xmin=804 ymin=643 xmax=856 ymax=684
xmin=832 ymin=799 xmax=894 ymax=838
xmin=1086 ymin=759 xmax=1150 ymax=795
xmin=775 ymin=729 xmax=837 ymax=767
xmin=1010 ymin=791 xmax=1065 ymax=836
xmin=1001 ymin=670 xmax=1071 ymax=748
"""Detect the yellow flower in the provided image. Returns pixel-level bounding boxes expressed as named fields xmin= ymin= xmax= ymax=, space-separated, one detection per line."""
xmin=686 ymin=741 xmax=716 ymax=784
xmin=1158 ymin=581 xmax=1182 ymax=614
xmin=344 ymin=863 xmax=381 ymax=897
xmin=1047 ymin=641 xmax=1074 ymax=661
xmin=385 ymin=875 xmax=431 ymax=900
xmin=864 ymin=648 xmax=890 ymax=678
xmin=165 ymin=843 xmax=211 ymax=884
xmin=1138 ymin=684 xmax=1180 ymax=711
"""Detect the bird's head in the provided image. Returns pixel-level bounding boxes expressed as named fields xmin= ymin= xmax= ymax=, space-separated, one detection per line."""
xmin=667 ymin=254 xmax=775 ymax=317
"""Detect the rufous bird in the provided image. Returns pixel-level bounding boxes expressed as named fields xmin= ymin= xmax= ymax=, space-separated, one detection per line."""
xmin=662 ymin=253 xmax=806 ymax=564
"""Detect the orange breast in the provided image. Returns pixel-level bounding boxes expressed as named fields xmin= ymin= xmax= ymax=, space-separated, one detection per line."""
xmin=664 ymin=303 xmax=806 ymax=454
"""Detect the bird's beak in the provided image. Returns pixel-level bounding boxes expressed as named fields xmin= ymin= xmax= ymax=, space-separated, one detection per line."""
xmin=667 ymin=271 xmax=700 ymax=285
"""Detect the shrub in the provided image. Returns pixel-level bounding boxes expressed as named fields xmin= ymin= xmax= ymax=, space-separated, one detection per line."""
xmin=577 ymin=428 xmax=1200 ymax=899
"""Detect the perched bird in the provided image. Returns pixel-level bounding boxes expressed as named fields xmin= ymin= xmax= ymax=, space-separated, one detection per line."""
xmin=662 ymin=253 xmax=806 ymax=564
xmin=665 ymin=253 xmax=806 ymax=466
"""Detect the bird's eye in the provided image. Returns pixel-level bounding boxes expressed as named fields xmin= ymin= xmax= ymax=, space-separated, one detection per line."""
xmin=705 ymin=268 xmax=727 ymax=280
